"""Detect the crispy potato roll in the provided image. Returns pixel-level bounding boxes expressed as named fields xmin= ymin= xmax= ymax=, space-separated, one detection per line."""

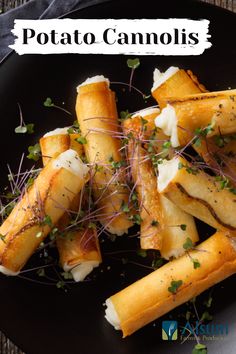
xmin=123 ymin=108 xmax=198 ymax=255
xmin=0 ymin=149 xmax=89 ymax=275
xmin=40 ymin=127 xmax=83 ymax=165
xmin=105 ymin=231 xmax=236 ymax=337
xmin=194 ymin=134 xmax=236 ymax=187
xmin=158 ymin=156 xmax=236 ymax=231
xmin=151 ymin=66 xmax=206 ymax=109
xmin=40 ymin=129 xmax=102 ymax=282
xmin=156 ymin=89 xmax=236 ymax=147
xmin=76 ymin=75 xmax=132 ymax=235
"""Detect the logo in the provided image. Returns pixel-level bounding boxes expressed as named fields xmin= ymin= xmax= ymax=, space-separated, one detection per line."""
xmin=162 ymin=321 xmax=178 ymax=340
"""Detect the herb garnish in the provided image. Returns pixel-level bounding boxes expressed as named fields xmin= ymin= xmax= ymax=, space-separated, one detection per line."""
xmin=168 ymin=280 xmax=183 ymax=294
xmin=43 ymin=97 xmax=71 ymax=115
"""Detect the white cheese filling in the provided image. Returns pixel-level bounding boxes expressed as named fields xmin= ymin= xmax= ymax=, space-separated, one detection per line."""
xmin=132 ymin=107 xmax=160 ymax=119
xmin=155 ymin=104 xmax=179 ymax=147
xmin=64 ymin=261 xmax=99 ymax=282
xmin=151 ymin=66 xmax=179 ymax=92
xmin=105 ymin=298 xmax=121 ymax=330
xmin=43 ymin=127 xmax=70 ymax=137
xmin=157 ymin=158 xmax=179 ymax=192
xmin=0 ymin=265 xmax=20 ymax=276
xmin=77 ymin=75 xmax=110 ymax=93
xmin=52 ymin=149 xmax=89 ymax=178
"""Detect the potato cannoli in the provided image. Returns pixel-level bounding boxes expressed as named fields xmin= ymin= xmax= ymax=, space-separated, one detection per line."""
xmin=105 ymin=231 xmax=236 ymax=337
xmin=0 ymin=149 xmax=89 ymax=275
xmin=158 ymin=156 xmax=236 ymax=231
xmin=123 ymin=108 xmax=198 ymax=256
xmin=155 ymin=89 xmax=236 ymax=147
xmin=76 ymin=75 xmax=132 ymax=235
xmin=40 ymin=128 xmax=102 ymax=282
xmin=151 ymin=66 xmax=207 ymax=109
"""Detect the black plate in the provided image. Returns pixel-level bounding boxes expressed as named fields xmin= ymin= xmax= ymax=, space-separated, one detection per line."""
xmin=0 ymin=1 xmax=236 ymax=353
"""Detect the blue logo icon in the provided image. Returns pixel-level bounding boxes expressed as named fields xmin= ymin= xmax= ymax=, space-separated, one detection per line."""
xmin=162 ymin=321 xmax=178 ymax=340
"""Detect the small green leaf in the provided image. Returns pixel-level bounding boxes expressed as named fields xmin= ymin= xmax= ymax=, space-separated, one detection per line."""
xmin=15 ymin=125 xmax=27 ymax=133
xmin=193 ymin=258 xmax=201 ymax=269
xmin=180 ymin=224 xmax=187 ymax=231
xmin=127 ymin=58 xmax=140 ymax=70
xmin=168 ymin=280 xmax=183 ymax=294
xmin=152 ymin=258 xmax=164 ymax=269
xmin=26 ymin=123 xmax=34 ymax=134
xmin=183 ymin=237 xmax=194 ymax=250
xmin=129 ymin=214 xmax=142 ymax=225
xmin=162 ymin=141 xmax=171 ymax=149
xmin=44 ymin=97 xmax=54 ymax=107
xmin=27 ymin=143 xmax=41 ymax=161
xmin=88 ymin=222 xmax=96 ymax=229
xmin=151 ymin=220 xmax=159 ymax=227
xmin=137 ymin=249 xmax=147 ymax=258
xmin=178 ymin=162 xmax=184 ymax=170
xmin=75 ymin=136 xmax=87 ymax=144
xmin=121 ymin=201 xmax=130 ymax=213
xmin=200 ymin=311 xmax=213 ymax=322
xmin=192 ymin=343 xmax=207 ymax=354
xmin=37 ymin=268 xmax=45 ymax=277
xmin=42 ymin=215 xmax=52 ymax=227
xmin=61 ymin=271 xmax=73 ymax=280
xmin=56 ymin=280 xmax=65 ymax=289
xmin=0 ymin=234 xmax=6 ymax=243
xmin=204 ymin=295 xmax=213 ymax=308
xmin=120 ymin=110 xmax=132 ymax=120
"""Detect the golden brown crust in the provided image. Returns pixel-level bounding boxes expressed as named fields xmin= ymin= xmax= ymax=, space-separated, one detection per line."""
xmin=109 ymin=231 xmax=236 ymax=337
xmin=152 ymin=69 xmax=205 ymax=109
xmin=167 ymin=90 xmax=236 ymax=146
xmin=161 ymin=157 xmax=236 ymax=231
xmin=76 ymin=80 xmax=132 ymax=235
xmin=0 ymin=163 xmax=85 ymax=272
xmin=40 ymin=133 xmax=102 ymax=272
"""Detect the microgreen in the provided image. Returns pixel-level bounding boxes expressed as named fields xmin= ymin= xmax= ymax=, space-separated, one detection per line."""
xmin=192 ymin=343 xmax=207 ymax=354
xmin=151 ymin=220 xmax=159 ymax=227
xmin=37 ymin=268 xmax=45 ymax=277
xmin=109 ymin=156 xmax=126 ymax=169
xmin=168 ymin=280 xmax=183 ymax=294
xmin=43 ymin=97 xmax=71 ymax=115
xmin=137 ymin=249 xmax=147 ymax=258
xmin=183 ymin=237 xmax=194 ymax=250
xmin=192 ymin=258 xmax=201 ymax=269
xmin=127 ymin=58 xmax=140 ymax=70
xmin=200 ymin=311 xmax=213 ymax=322
xmin=127 ymin=58 xmax=140 ymax=92
xmin=180 ymin=224 xmax=187 ymax=231
xmin=14 ymin=104 xmax=34 ymax=134
xmin=152 ymin=257 xmax=164 ymax=269
xmin=27 ymin=143 xmax=41 ymax=161
xmin=75 ymin=136 xmax=87 ymax=145
xmin=0 ymin=234 xmax=6 ymax=243
xmin=121 ymin=201 xmax=130 ymax=213
xmin=120 ymin=110 xmax=132 ymax=120
xmin=41 ymin=215 xmax=52 ymax=227
xmin=67 ymin=120 xmax=81 ymax=134
xmin=129 ymin=214 xmax=142 ymax=225
xmin=61 ymin=271 xmax=73 ymax=280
